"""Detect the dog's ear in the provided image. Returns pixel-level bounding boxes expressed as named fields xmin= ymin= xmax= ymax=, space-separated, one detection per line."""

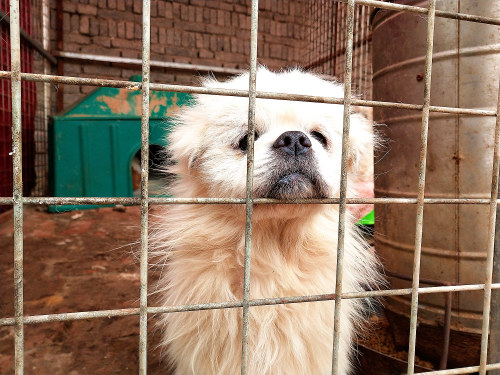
xmin=347 ymin=112 xmax=376 ymax=179
xmin=168 ymin=102 xmax=208 ymax=170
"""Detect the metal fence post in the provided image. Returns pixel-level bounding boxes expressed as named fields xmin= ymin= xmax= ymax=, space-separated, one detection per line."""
xmin=9 ymin=0 xmax=24 ymax=374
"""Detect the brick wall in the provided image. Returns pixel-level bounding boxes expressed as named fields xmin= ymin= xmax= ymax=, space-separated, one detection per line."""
xmin=51 ymin=0 xmax=309 ymax=108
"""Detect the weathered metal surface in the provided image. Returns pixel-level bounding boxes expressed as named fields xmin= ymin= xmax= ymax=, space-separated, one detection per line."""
xmin=55 ymin=51 xmax=244 ymax=75
xmin=2 ymin=282 xmax=500 ymax=328
xmin=0 ymin=71 xmax=497 ymax=116
xmin=372 ymin=0 xmax=500 ymax=367
xmin=9 ymin=0 xmax=24 ymax=373
xmin=5 ymin=196 xmax=500 ymax=206
xmin=491 ymin=164 xmax=500 ymax=373
xmin=347 ymin=0 xmax=500 ymax=26
xmin=478 ymin=79 xmax=500 ymax=375
xmin=139 ymin=1 xmax=151 ymax=374
xmin=407 ymin=1 xmax=436 ymax=374
xmin=240 ymin=1 xmax=259 ymax=373
xmin=332 ymin=0 xmax=355 ymax=374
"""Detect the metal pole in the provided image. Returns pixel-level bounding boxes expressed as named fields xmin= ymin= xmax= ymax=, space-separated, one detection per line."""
xmin=407 ymin=1 xmax=436 ymax=374
xmin=42 ymin=0 xmax=51 ymax=197
xmin=10 ymin=0 xmax=24 ymax=373
xmin=479 ymin=79 xmax=500 ymax=375
xmin=240 ymin=1 xmax=259 ymax=373
xmin=139 ymin=0 xmax=151 ymax=374
xmin=331 ymin=0 xmax=355 ymax=374
xmin=490 ymin=166 xmax=500 ymax=373
xmin=55 ymin=0 xmax=63 ymax=111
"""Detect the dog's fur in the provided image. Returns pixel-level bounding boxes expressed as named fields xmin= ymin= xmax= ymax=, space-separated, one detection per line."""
xmin=150 ymin=68 xmax=381 ymax=375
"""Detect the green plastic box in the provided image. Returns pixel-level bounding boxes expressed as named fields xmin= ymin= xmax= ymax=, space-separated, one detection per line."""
xmin=49 ymin=77 xmax=192 ymax=212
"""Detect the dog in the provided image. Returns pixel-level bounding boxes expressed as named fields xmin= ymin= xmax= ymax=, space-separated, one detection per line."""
xmin=150 ymin=67 xmax=381 ymax=375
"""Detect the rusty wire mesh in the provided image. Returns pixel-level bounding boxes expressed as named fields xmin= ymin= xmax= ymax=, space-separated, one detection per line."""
xmin=1 ymin=0 xmax=500 ymax=374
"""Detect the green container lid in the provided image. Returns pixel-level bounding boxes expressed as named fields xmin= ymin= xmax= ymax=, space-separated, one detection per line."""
xmin=357 ymin=209 xmax=375 ymax=226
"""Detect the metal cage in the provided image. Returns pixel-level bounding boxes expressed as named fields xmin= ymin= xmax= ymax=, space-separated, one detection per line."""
xmin=1 ymin=1 xmax=500 ymax=375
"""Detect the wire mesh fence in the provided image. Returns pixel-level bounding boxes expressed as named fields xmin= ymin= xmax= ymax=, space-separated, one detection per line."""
xmin=1 ymin=0 xmax=500 ymax=374
xmin=0 ymin=0 xmax=52 ymax=206
xmin=306 ymin=0 xmax=372 ymax=100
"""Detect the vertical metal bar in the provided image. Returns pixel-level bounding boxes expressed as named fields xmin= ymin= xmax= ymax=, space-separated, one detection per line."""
xmin=55 ymin=0 xmax=63 ymax=111
xmin=439 ymin=291 xmax=452 ymax=370
xmin=42 ymin=0 xmax=51 ymax=196
xmin=139 ymin=0 xmax=151 ymax=374
xmin=333 ymin=3 xmax=338 ymax=76
xmin=42 ymin=0 xmax=50 ymax=128
xmin=331 ymin=0 xmax=355 ymax=374
xmin=360 ymin=5 xmax=367 ymax=96
xmin=479 ymin=80 xmax=500 ymax=375
xmin=491 ymin=159 xmax=500 ymax=375
xmin=10 ymin=0 xmax=24 ymax=374
xmin=406 ymin=1 xmax=436 ymax=374
xmin=240 ymin=1 xmax=259 ymax=374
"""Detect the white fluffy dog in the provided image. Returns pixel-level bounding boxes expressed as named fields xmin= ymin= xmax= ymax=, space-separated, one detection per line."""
xmin=151 ymin=67 xmax=380 ymax=375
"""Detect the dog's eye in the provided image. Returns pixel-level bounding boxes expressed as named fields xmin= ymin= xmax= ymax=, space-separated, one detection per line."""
xmin=238 ymin=131 xmax=260 ymax=152
xmin=311 ymin=131 xmax=328 ymax=148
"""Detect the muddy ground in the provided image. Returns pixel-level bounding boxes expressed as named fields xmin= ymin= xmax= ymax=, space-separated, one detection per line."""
xmin=0 ymin=206 xmax=168 ymax=375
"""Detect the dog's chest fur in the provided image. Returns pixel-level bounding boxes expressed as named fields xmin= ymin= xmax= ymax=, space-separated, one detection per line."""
xmin=154 ymin=205 xmax=362 ymax=375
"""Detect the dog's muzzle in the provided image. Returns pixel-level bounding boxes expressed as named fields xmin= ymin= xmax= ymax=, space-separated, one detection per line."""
xmin=255 ymin=131 xmax=330 ymax=199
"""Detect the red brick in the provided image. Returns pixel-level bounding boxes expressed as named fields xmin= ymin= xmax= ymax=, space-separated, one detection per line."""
xmin=116 ymin=0 xmax=125 ymax=11
xmin=166 ymin=29 xmax=174 ymax=45
xmin=151 ymin=44 xmax=164 ymax=55
xmin=198 ymin=49 xmax=214 ymax=59
xmin=125 ymin=21 xmax=134 ymax=39
xmin=69 ymin=14 xmax=80 ymax=32
xmin=120 ymin=49 xmax=140 ymax=58
xmin=134 ymin=23 xmax=141 ymax=39
xmin=172 ymin=56 xmax=191 ymax=64
xmin=63 ymin=42 xmax=83 ymax=52
xmin=151 ymin=1 xmax=157 ymax=17
xmin=158 ymin=27 xmax=166 ymax=44
xmin=89 ymin=17 xmax=99 ymax=36
xmin=116 ymin=20 xmax=125 ymax=38
xmin=111 ymin=38 xmax=141 ymax=49
xmin=77 ymin=4 xmax=97 ymax=16
xmin=165 ymin=2 xmax=172 ymax=18
xmin=80 ymin=45 xmax=114 ymax=56
xmin=80 ymin=16 xmax=90 ymax=34
xmin=151 ymin=26 xmax=158 ymax=44
xmin=99 ymin=18 xmax=108 ymax=35
xmin=206 ymin=24 xmax=235 ymax=36
xmin=63 ymin=13 xmax=71 ymax=32
xmin=133 ymin=0 xmax=141 ymax=14
xmin=216 ymin=10 xmax=225 ymax=26
xmin=125 ymin=0 xmax=133 ymax=11
xmin=92 ymin=36 xmax=111 ymax=47
xmin=65 ymin=33 xmax=91 ymax=45
xmin=234 ymin=4 xmax=248 ymax=14
xmin=167 ymin=47 xmax=192 ymax=58
xmin=63 ymin=2 xmax=77 ymax=13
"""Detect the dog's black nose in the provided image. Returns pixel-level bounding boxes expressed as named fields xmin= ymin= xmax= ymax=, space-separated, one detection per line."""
xmin=273 ymin=131 xmax=312 ymax=156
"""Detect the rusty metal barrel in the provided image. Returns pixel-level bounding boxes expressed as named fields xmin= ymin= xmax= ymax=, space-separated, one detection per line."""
xmin=372 ymin=0 xmax=500 ymax=367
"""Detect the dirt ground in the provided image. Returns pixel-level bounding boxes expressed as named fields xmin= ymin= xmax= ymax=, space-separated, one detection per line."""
xmin=0 ymin=205 xmax=167 ymax=375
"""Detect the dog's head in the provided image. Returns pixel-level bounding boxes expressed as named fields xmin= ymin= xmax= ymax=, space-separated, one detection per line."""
xmin=167 ymin=68 xmax=374 ymax=209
